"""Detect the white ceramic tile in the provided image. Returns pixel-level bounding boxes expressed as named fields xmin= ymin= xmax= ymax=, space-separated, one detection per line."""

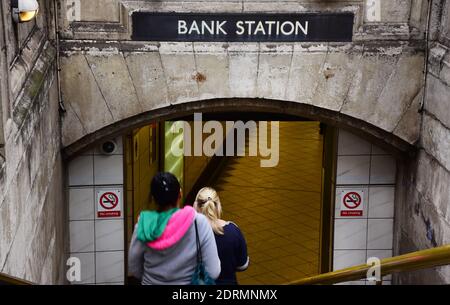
xmin=338 ymin=130 xmax=372 ymax=156
xmin=334 ymin=219 xmax=367 ymax=250
xmin=70 ymin=221 xmax=95 ymax=253
xmin=333 ymin=250 xmax=366 ymax=270
xmin=96 ymin=251 xmax=125 ymax=283
xmin=69 ymin=252 xmax=95 ymax=284
xmin=367 ymin=249 xmax=393 ymax=280
xmin=335 ymin=187 xmax=368 ymax=219
xmin=94 ymin=155 xmax=124 ymax=185
xmin=367 ymin=249 xmax=393 ymax=261
xmin=95 ymin=220 xmax=124 ymax=252
xmin=95 ymin=137 xmax=124 ymax=155
xmin=367 ymin=219 xmax=394 ymax=250
xmin=68 ymin=156 xmax=94 ymax=186
xmin=368 ymin=187 xmax=395 ymax=218
xmin=336 ymin=156 xmax=371 ymax=185
xmin=97 ymin=282 xmax=125 ymax=285
xmin=69 ymin=188 xmax=95 ymax=221
xmin=370 ymin=155 xmax=397 ymax=184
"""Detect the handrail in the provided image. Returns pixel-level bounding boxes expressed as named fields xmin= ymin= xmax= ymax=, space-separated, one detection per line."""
xmin=287 ymin=244 xmax=450 ymax=285
xmin=0 ymin=273 xmax=33 ymax=285
xmin=2 ymin=246 xmax=450 ymax=285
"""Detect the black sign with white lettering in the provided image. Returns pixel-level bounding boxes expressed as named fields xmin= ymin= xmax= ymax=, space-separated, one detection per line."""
xmin=132 ymin=13 xmax=354 ymax=42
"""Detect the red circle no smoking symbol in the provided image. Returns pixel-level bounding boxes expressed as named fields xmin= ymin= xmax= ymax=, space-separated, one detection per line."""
xmin=343 ymin=192 xmax=362 ymax=210
xmin=100 ymin=192 xmax=119 ymax=210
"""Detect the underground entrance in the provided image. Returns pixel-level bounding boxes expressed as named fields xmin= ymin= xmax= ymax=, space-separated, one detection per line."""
xmin=66 ymin=103 xmax=399 ymax=285
xmin=122 ymin=112 xmax=336 ymax=285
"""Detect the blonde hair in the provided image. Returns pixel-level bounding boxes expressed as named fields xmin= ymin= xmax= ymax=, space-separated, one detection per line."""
xmin=194 ymin=187 xmax=224 ymax=235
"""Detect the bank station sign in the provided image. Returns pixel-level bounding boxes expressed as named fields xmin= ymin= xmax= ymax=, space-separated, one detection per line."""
xmin=132 ymin=13 xmax=354 ymax=42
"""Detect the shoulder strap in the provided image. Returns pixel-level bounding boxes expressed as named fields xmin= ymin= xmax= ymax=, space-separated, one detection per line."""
xmin=194 ymin=219 xmax=203 ymax=264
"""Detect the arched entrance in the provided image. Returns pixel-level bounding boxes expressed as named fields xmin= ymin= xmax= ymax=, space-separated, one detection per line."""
xmin=65 ymin=99 xmax=409 ymax=285
xmin=63 ymin=99 xmax=414 ymax=159
xmin=124 ymin=111 xmax=335 ymax=285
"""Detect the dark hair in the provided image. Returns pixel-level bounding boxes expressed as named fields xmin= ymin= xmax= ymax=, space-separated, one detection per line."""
xmin=151 ymin=172 xmax=181 ymax=208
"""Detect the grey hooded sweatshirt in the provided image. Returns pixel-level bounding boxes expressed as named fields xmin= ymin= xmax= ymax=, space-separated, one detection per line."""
xmin=128 ymin=210 xmax=221 ymax=285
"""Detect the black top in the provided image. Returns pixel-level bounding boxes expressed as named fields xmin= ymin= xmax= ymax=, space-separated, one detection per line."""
xmin=214 ymin=223 xmax=248 ymax=285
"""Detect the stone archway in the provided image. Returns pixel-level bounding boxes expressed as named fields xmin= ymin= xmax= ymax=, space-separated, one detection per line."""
xmin=64 ymin=98 xmax=406 ymax=285
xmin=60 ymin=41 xmax=423 ymax=159
xmin=60 ymin=40 xmax=423 ymax=285
xmin=62 ymin=98 xmax=415 ymax=159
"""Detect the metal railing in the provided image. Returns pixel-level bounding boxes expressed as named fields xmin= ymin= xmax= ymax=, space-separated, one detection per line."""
xmin=2 ymin=245 xmax=450 ymax=285
xmin=0 ymin=273 xmax=33 ymax=285
xmin=288 ymin=244 xmax=450 ymax=285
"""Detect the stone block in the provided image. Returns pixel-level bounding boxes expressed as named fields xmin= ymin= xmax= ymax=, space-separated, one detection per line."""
xmin=421 ymin=114 xmax=450 ymax=172
xmin=393 ymin=87 xmax=422 ymax=144
xmin=60 ymin=54 xmax=114 ymax=135
xmin=439 ymin=50 xmax=450 ymax=86
xmin=61 ymin=103 xmax=85 ymax=148
xmin=193 ymin=43 xmax=231 ymax=100
xmin=286 ymin=47 xmax=327 ymax=104
xmin=159 ymin=42 xmax=199 ymax=104
xmin=425 ymin=74 xmax=450 ymax=129
xmin=256 ymin=46 xmax=293 ymax=100
xmin=342 ymin=53 xmax=398 ymax=123
xmin=344 ymin=53 xmax=424 ymax=133
xmin=415 ymin=151 xmax=450 ymax=225
xmin=228 ymin=43 xmax=260 ymax=98
xmin=79 ymin=0 xmax=121 ymax=23
xmin=124 ymin=52 xmax=170 ymax=112
xmin=314 ymin=51 xmax=363 ymax=111
xmin=85 ymin=52 xmax=143 ymax=121
xmin=380 ymin=0 xmax=412 ymax=23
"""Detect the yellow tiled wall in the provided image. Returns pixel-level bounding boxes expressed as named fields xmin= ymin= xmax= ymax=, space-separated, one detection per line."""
xmin=214 ymin=122 xmax=324 ymax=284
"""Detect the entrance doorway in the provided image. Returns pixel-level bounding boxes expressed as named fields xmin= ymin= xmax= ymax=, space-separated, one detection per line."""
xmin=124 ymin=112 xmax=337 ymax=284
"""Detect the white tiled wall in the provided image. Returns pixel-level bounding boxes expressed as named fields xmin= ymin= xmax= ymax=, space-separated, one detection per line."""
xmin=67 ymin=137 xmax=125 ymax=285
xmin=334 ymin=130 xmax=396 ymax=285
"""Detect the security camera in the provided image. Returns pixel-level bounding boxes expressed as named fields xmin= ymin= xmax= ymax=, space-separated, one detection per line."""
xmin=11 ymin=0 xmax=39 ymax=23
xmin=100 ymin=140 xmax=117 ymax=155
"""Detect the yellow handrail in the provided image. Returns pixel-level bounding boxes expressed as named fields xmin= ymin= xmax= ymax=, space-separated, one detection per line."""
xmin=2 ymin=245 xmax=450 ymax=285
xmin=288 ymin=244 xmax=450 ymax=285
xmin=0 ymin=273 xmax=33 ymax=285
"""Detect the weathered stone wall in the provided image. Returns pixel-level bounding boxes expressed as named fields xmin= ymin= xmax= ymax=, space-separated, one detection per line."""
xmin=0 ymin=0 xmax=447 ymax=285
xmin=0 ymin=0 xmax=67 ymax=284
xmin=56 ymin=0 xmax=449 ymax=284
xmin=396 ymin=0 xmax=450 ymax=284
xmin=58 ymin=0 xmax=427 ymax=155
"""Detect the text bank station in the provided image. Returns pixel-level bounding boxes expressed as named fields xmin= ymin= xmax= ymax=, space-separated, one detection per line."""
xmin=132 ymin=13 xmax=354 ymax=42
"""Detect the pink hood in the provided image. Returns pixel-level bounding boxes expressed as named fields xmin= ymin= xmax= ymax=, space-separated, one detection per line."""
xmin=147 ymin=206 xmax=196 ymax=251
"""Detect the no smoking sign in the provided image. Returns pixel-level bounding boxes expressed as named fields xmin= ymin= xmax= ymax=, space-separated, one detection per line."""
xmin=340 ymin=190 xmax=364 ymax=217
xmin=97 ymin=189 xmax=122 ymax=218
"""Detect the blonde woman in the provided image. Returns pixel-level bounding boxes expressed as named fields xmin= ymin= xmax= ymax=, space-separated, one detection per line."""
xmin=194 ymin=187 xmax=249 ymax=285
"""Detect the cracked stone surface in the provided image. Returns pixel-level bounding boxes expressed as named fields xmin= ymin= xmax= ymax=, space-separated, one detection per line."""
xmin=4 ymin=0 xmax=450 ymax=285
xmin=60 ymin=43 xmax=425 ymax=148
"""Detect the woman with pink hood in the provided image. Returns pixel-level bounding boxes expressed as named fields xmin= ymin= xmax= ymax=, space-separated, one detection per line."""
xmin=128 ymin=172 xmax=221 ymax=285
